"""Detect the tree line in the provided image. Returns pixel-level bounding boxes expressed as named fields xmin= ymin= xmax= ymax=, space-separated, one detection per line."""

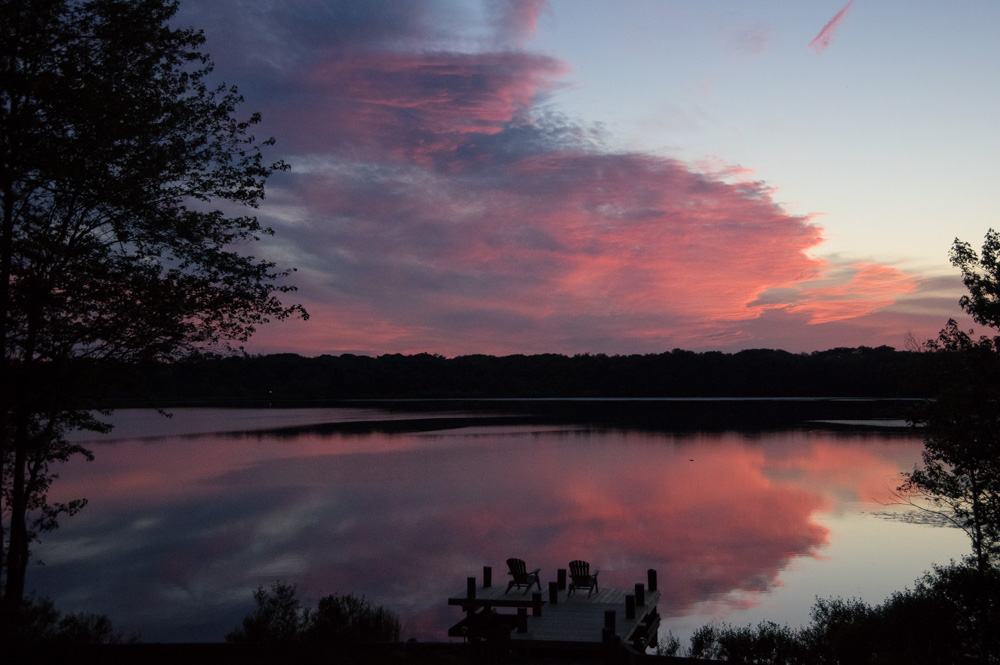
xmin=99 ymin=345 xmax=946 ymax=405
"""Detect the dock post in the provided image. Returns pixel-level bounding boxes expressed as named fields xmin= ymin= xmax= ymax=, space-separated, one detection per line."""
xmin=626 ymin=594 xmax=636 ymax=619
xmin=603 ymin=609 xmax=617 ymax=648
xmin=483 ymin=566 xmax=492 ymax=588
xmin=466 ymin=577 xmax=476 ymax=599
xmin=532 ymin=592 xmax=543 ymax=616
xmin=557 ymin=568 xmax=567 ymax=590
xmin=548 ymin=581 xmax=559 ymax=605
xmin=517 ymin=607 xmax=528 ymax=633
xmin=648 ymin=568 xmax=658 ymax=592
xmin=635 ymin=583 xmax=645 ymax=606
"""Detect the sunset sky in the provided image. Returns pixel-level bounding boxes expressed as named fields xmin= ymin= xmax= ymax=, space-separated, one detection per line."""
xmin=175 ymin=0 xmax=1000 ymax=357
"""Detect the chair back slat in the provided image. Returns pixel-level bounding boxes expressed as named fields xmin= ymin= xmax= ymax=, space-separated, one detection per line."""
xmin=568 ymin=559 xmax=598 ymax=597
xmin=505 ymin=558 xmax=540 ymax=593
xmin=507 ymin=558 xmax=527 ymax=581
xmin=569 ymin=559 xmax=589 ymax=580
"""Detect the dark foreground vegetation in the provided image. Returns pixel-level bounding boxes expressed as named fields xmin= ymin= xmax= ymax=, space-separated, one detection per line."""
xmin=226 ymin=582 xmax=401 ymax=645
xmin=660 ymin=558 xmax=1000 ymax=664
xmin=99 ymin=345 xmax=944 ymax=406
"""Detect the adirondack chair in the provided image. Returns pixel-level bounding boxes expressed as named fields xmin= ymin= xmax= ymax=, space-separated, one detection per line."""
xmin=568 ymin=559 xmax=599 ymax=597
xmin=505 ymin=558 xmax=541 ymax=593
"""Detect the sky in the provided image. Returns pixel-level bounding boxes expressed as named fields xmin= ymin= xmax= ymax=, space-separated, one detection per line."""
xmin=174 ymin=0 xmax=1000 ymax=357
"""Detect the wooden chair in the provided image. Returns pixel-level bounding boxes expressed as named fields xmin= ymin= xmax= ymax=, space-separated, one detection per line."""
xmin=568 ymin=560 xmax=599 ymax=597
xmin=505 ymin=558 xmax=541 ymax=593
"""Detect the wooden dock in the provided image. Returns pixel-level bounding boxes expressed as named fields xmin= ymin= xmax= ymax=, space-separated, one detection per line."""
xmin=448 ymin=567 xmax=661 ymax=653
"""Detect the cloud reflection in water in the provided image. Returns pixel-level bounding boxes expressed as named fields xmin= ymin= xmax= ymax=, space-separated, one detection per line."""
xmin=39 ymin=415 xmax=927 ymax=642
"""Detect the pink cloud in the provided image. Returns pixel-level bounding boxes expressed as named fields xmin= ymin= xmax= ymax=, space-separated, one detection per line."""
xmin=192 ymin=0 xmax=946 ymax=356
xmin=487 ymin=0 xmax=548 ymax=47
xmin=273 ymin=50 xmax=567 ymax=166
xmin=809 ymin=0 xmax=855 ymax=54
xmin=256 ymin=139 xmax=932 ymax=355
xmin=776 ymin=263 xmax=924 ymax=324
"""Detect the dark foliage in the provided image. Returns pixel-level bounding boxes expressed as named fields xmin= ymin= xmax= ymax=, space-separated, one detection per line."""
xmin=899 ymin=231 xmax=1000 ymax=573
xmin=1 ymin=0 xmax=299 ymax=606
xmin=2 ymin=595 xmax=134 ymax=645
xmin=226 ymin=582 xmax=401 ymax=645
xmin=673 ymin=560 xmax=1000 ymax=664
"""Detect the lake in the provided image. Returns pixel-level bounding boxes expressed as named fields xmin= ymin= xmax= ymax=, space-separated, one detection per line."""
xmin=33 ymin=404 xmax=968 ymax=645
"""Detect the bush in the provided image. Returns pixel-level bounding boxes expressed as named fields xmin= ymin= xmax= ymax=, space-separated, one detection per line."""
xmin=688 ymin=621 xmax=802 ymax=664
xmin=304 ymin=593 xmax=401 ymax=644
xmin=670 ymin=559 xmax=1000 ymax=664
xmin=227 ymin=581 xmax=401 ymax=644
xmin=226 ymin=581 xmax=303 ymax=643
xmin=1 ymin=595 xmax=132 ymax=645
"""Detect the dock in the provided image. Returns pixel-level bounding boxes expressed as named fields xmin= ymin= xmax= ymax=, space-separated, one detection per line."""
xmin=448 ymin=566 xmax=661 ymax=655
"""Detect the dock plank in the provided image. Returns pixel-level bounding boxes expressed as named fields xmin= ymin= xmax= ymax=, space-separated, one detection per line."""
xmin=517 ymin=588 xmax=659 ymax=644
xmin=449 ymin=583 xmax=660 ymax=647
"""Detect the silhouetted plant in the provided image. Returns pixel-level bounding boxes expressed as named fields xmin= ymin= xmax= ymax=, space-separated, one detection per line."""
xmin=227 ymin=581 xmax=401 ymax=644
xmin=226 ymin=581 xmax=303 ymax=643
xmin=687 ymin=621 xmax=802 ymax=664
xmin=3 ymin=595 xmax=133 ymax=644
xmin=896 ymin=231 xmax=1000 ymax=575
xmin=899 ymin=321 xmax=1000 ymax=573
xmin=1 ymin=0 xmax=300 ymax=608
xmin=671 ymin=559 xmax=1000 ymax=664
xmin=303 ymin=593 xmax=401 ymax=644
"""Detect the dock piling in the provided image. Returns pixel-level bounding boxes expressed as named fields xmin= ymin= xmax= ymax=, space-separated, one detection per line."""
xmin=532 ymin=592 xmax=543 ymax=616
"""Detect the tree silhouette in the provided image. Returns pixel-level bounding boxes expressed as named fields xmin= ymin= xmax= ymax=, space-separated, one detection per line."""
xmin=900 ymin=231 xmax=1000 ymax=573
xmin=0 ymin=0 xmax=301 ymax=609
xmin=226 ymin=582 xmax=401 ymax=645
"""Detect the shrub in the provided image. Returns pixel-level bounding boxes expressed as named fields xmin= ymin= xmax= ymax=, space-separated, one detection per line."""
xmin=227 ymin=581 xmax=401 ymax=644
xmin=678 ymin=560 xmax=1000 ymax=664
xmin=2 ymin=595 xmax=132 ymax=644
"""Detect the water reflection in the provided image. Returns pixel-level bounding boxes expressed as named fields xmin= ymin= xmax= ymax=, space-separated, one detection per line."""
xmin=35 ymin=410 xmax=965 ymax=642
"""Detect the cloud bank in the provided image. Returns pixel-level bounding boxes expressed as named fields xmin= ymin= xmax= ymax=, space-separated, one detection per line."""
xmin=178 ymin=0 xmax=943 ymax=355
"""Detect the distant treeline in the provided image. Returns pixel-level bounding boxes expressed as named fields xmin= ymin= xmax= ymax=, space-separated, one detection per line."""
xmin=98 ymin=345 xmax=948 ymax=407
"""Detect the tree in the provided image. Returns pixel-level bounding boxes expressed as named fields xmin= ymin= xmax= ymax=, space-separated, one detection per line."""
xmin=952 ymin=229 xmax=1000 ymax=330
xmin=899 ymin=231 xmax=1000 ymax=573
xmin=226 ymin=582 xmax=303 ymax=644
xmin=302 ymin=592 xmax=402 ymax=644
xmin=3 ymin=595 xmax=135 ymax=644
xmin=226 ymin=582 xmax=402 ymax=644
xmin=1 ymin=0 xmax=302 ymax=609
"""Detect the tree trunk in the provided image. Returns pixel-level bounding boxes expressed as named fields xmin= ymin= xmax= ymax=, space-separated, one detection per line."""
xmin=0 ymin=90 xmax=17 ymax=605
xmin=970 ymin=471 xmax=988 ymax=574
xmin=3 ymin=434 xmax=28 ymax=607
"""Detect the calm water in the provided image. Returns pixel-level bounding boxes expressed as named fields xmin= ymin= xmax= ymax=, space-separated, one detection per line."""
xmin=33 ymin=407 xmax=967 ymax=644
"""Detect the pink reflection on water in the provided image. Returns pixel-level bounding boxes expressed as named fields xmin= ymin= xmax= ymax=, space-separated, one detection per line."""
xmin=39 ymin=415 xmax=930 ymax=642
